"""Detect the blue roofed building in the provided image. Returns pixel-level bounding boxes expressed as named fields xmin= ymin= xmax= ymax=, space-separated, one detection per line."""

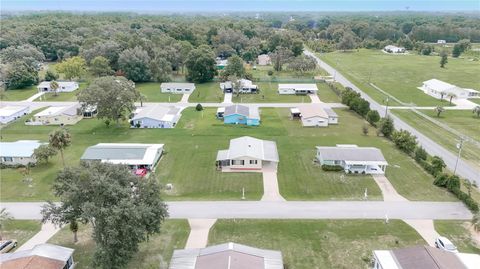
xmin=223 ymin=105 xmax=260 ymax=126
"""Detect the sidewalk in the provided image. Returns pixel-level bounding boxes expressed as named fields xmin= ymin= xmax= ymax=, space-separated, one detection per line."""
xmin=222 ymin=93 xmax=233 ymax=103
xmin=23 ymin=92 xmax=45 ymax=102
xmin=185 ymin=219 xmax=216 ymax=249
xmin=16 ymin=221 xmax=62 ymax=252
xmin=308 ymin=94 xmax=322 ymax=104
xmin=179 ymin=93 xmax=190 ymax=103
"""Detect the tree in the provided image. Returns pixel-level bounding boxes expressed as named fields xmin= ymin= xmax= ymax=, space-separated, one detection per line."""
xmin=222 ymin=55 xmax=245 ymax=78
xmin=452 ymin=39 xmax=471 ymax=57
xmin=434 ymin=106 xmax=445 ymax=117
xmin=414 ymin=146 xmax=428 ymax=162
xmin=34 ymin=144 xmax=57 ymax=164
xmin=337 ymin=32 xmax=356 ymax=51
xmin=118 ymin=46 xmax=152 ymax=82
xmin=3 ymin=61 xmax=38 ymax=89
xmin=366 ymin=110 xmax=381 ymax=126
xmin=269 ymin=47 xmax=293 ymax=71
xmin=452 ymin=44 xmax=462 ymax=58
xmin=0 ymin=44 xmax=45 ymax=67
xmin=77 ymin=76 xmax=139 ymax=125
xmin=291 ymin=39 xmax=304 ymax=56
xmin=287 ymin=55 xmax=317 ymax=76
xmin=196 ymin=103 xmax=203 ymax=111
xmin=56 ymin=56 xmax=87 ymax=80
xmin=49 ymin=128 xmax=72 ymax=168
xmin=431 ymin=156 xmax=446 ymax=176
xmin=185 ymin=45 xmax=216 ymax=83
xmin=89 ymin=56 xmax=114 ymax=77
xmin=50 ymin=80 xmax=59 ymax=96
xmin=473 ymin=106 xmax=480 ymax=118
xmin=362 ymin=124 xmax=369 ymax=135
xmin=379 ymin=116 xmax=394 ymax=138
xmin=391 ymin=129 xmax=417 ymax=155
xmin=70 ymin=219 xmax=79 ymax=243
xmin=44 ymin=69 xmax=59 ymax=81
xmin=41 ymin=162 xmax=168 ymax=269
xmin=439 ymin=50 xmax=448 ymax=68
xmin=150 ymin=57 xmax=172 ymax=82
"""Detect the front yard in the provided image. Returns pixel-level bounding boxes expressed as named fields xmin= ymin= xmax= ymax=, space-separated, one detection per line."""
xmin=0 ymin=220 xmax=42 ymax=249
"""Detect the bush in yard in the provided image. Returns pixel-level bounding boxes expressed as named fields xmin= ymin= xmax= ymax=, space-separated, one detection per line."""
xmin=391 ymin=129 xmax=417 ymax=155
xmin=196 ymin=103 xmax=203 ymax=111
xmin=446 ymin=175 xmax=461 ymax=191
xmin=451 ymin=186 xmax=479 ymax=212
xmin=267 ymin=70 xmax=273 ymax=76
xmin=414 ymin=146 xmax=428 ymax=162
xmin=430 ymin=156 xmax=446 ymax=176
xmin=378 ymin=116 xmax=394 ymax=138
xmin=366 ymin=110 xmax=380 ymax=126
xmin=321 ymin=164 xmax=344 ymax=171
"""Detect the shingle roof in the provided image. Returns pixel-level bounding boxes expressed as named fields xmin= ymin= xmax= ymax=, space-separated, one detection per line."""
xmin=297 ymin=104 xmax=328 ymax=119
xmin=0 ymin=140 xmax=44 ymax=158
xmin=224 ymin=105 xmax=260 ymax=120
xmin=132 ymin=105 xmax=181 ymax=122
xmin=0 ymin=243 xmax=73 ymax=269
xmin=169 ymin=242 xmax=284 ymax=269
xmin=217 ymin=136 xmax=279 ymax=162
xmin=377 ymin=246 xmax=468 ymax=269
xmin=316 ymin=145 xmax=387 ymax=163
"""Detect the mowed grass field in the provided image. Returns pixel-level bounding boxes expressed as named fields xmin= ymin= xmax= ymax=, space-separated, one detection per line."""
xmin=48 ymin=220 xmax=189 ymax=269
xmin=209 ymin=219 xmax=426 ymax=269
xmin=0 ymin=220 xmax=42 ymax=249
xmin=393 ymin=109 xmax=480 ymax=170
xmin=1 ymin=85 xmax=38 ymax=101
xmin=319 ymin=49 xmax=480 ymax=106
xmin=136 ymin=82 xmax=183 ymax=102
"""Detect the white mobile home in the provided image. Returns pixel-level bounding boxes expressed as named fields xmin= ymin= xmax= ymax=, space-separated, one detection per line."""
xmin=37 ymin=81 xmax=79 ymax=93
xmin=0 ymin=140 xmax=44 ymax=166
xmin=383 ymin=45 xmax=406 ymax=53
xmin=131 ymin=105 xmax=182 ymax=128
xmin=278 ymin=84 xmax=318 ymax=95
xmin=316 ymin=145 xmax=388 ymax=174
xmin=29 ymin=104 xmax=82 ymax=126
xmin=160 ymin=83 xmax=196 ymax=94
xmin=419 ymin=79 xmax=479 ymax=100
xmin=0 ymin=105 xmax=30 ymax=124
xmin=220 ymin=79 xmax=258 ymax=93
xmin=291 ymin=104 xmax=338 ymax=127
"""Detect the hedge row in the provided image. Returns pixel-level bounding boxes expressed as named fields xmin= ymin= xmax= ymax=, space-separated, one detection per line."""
xmin=321 ymin=164 xmax=344 ymax=172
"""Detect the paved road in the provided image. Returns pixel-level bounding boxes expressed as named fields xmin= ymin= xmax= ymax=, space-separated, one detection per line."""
xmin=2 ymin=201 xmax=472 ymax=220
xmin=305 ymin=50 xmax=480 ymax=186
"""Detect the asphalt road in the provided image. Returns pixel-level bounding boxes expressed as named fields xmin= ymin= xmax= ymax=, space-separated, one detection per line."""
xmin=304 ymin=50 xmax=480 ymax=186
xmin=2 ymin=201 xmax=472 ymax=220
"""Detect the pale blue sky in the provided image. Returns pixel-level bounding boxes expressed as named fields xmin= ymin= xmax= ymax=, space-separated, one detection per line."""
xmin=2 ymin=0 xmax=480 ymax=12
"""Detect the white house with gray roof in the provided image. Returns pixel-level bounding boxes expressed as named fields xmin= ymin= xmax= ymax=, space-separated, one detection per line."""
xmin=81 ymin=143 xmax=164 ymax=170
xmin=37 ymin=81 xmax=79 ymax=93
xmin=0 ymin=243 xmax=75 ymax=269
xmin=278 ymin=83 xmax=318 ymax=95
xmin=169 ymin=242 xmax=283 ymax=269
xmin=28 ymin=104 xmax=82 ymax=126
xmin=316 ymin=144 xmax=388 ymax=174
xmin=291 ymin=104 xmax=338 ymax=127
xmin=0 ymin=140 xmax=45 ymax=166
xmin=0 ymin=105 xmax=30 ymax=124
xmin=419 ymin=79 xmax=479 ymax=100
xmin=161 ymin=82 xmax=196 ymax=94
xmin=131 ymin=104 xmax=182 ymax=128
xmin=216 ymin=136 xmax=279 ymax=172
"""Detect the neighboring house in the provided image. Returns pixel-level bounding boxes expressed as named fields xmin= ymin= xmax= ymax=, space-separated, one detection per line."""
xmin=257 ymin=54 xmax=271 ymax=66
xmin=81 ymin=143 xmax=164 ymax=171
xmin=216 ymin=58 xmax=228 ymax=70
xmin=37 ymin=81 xmax=79 ymax=93
xmin=0 ymin=105 xmax=30 ymax=124
xmin=383 ymin=45 xmax=406 ymax=53
xmin=316 ymin=144 xmax=388 ymax=174
xmin=223 ymin=104 xmax=260 ymax=126
xmin=0 ymin=243 xmax=74 ymax=269
xmin=82 ymin=104 xmax=97 ymax=118
xmin=216 ymin=136 xmax=279 ymax=172
xmin=161 ymin=83 xmax=196 ymax=94
xmin=131 ymin=104 xmax=182 ymax=128
xmin=419 ymin=79 xmax=479 ymax=100
xmin=290 ymin=104 xmax=338 ymax=127
xmin=169 ymin=242 xmax=284 ymax=269
xmin=0 ymin=140 xmax=44 ymax=166
xmin=373 ymin=245 xmax=480 ymax=269
xmin=437 ymin=39 xmax=447 ymax=44
xmin=220 ymin=79 xmax=258 ymax=93
xmin=278 ymin=84 xmax=318 ymax=95
xmin=28 ymin=104 xmax=82 ymax=126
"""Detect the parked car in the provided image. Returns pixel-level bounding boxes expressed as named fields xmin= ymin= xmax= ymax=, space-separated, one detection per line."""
xmin=134 ymin=168 xmax=148 ymax=177
xmin=435 ymin=236 xmax=458 ymax=253
xmin=0 ymin=239 xmax=17 ymax=253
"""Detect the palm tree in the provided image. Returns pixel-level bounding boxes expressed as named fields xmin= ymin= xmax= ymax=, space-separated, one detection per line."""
xmin=472 ymin=212 xmax=480 ymax=233
xmin=473 ymin=106 xmax=480 ymax=118
xmin=50 ymin=80 xmax=59 ymax=97
xmin=139 ymin=93 xmax=147 ymax=107
xmin=439 ymin=91 xmax=446 ymax=101
xmin=0 ymin=208 xmax=12 ymax=240
xmin=434 ymin=106 xmax=445 ymax=117
xmin=49 ymin=128 xmax=72 ymax=167
xmin=446 ymin=92 xmax=456 ymax=105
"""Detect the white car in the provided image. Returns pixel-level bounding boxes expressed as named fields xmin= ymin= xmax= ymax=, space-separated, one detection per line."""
xmin=435 ymin=236 xmax=458 ymax=253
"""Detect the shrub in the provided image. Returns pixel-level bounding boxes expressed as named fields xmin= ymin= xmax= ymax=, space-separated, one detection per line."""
xmin=195 ymin=103 xmax=203 ymax=111
xmin=446 ymin=175 xmax=461 ymax=191
xmin=267 ymin=70 xmax=273 ymax=76
xmin=414 ymin=146 xmax=428 ymax=162
xmin=321 ymin=164 xmax=344 ymax=171
xmin=366 ymin=110 xmax=380 ymax=126
xmin=391 ymin=129 xmax=417 ymax=155
xmin=378 ymin=116 xmax=394 ymax=138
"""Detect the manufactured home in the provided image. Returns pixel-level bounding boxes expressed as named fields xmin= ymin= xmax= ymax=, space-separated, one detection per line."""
xmin=160 ymin=83 xmax=196 ymax=94
xmin=316 ymin=145 xmax=388 ymax=174
xmin=278 ymin=84 xmax=318 ymax=95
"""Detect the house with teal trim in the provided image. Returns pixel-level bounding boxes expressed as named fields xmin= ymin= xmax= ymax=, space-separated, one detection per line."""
xmin=223 ymin=105 xmax=260 ymax=126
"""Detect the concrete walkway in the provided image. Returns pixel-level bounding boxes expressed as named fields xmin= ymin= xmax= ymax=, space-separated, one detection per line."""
xmin=223 ymin=93 xmax=233 ymax=103
xmin=180 ymin=93 xmax=190 ymax=103
xmin=261 ymin=171 xmax=286 ymax=201
xmin=372 ymin=175 xmax=407 ymax=202
xmin=16 ymin=221 xmax=62 ymax=252
xmin=185 ymin=219 xmax=217 ymax=249
xmin=309 ymin=94 xmax=322 ymax=104
xmin=23 ymin=91 xmax=45 ymax=102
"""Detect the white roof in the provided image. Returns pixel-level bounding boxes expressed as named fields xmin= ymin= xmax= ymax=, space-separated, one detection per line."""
xmin=37 ymin=81 xmax=77 ymax=88
xmin=35 ymin=104 xmax=80 ymax=117
xmin=278 ymin=84 xmax=318 ymax=91
xmin=423 ymin=79 xmax=459 ymax=92
xmin=0 ymin=106 xmax=29 ymax=117
xmin=297 ymin=104 xmax=328 ymax=119
xmin=384 ymin=45 xmax=405 ymax=50
xmin=81 ymin=143 xmax=164 ymax=166
xmin=132 ymin=105 xmax=181 ymax=123
xmin=0 ymin=243 xmax=74 ymax=263
xmin=0 ymin=140 xmax=44 ymax=158
xmin=161 ymin=83 xmax=196 ymax=90
xmin=217 ymin=136 xmax=279 ymax=162
xmin=316 ymin=145 xmax=387 ymax=164
xmin=457 ymin=253 xmax=480 ymax=269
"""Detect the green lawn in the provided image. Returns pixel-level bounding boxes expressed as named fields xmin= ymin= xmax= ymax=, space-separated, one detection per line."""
xmin=48 ymin=220 xmax=189 ymax=269
xmin=0 ymin=220 xmax=42 ymax=249
xmin=319 ymin=49 xmax=480 ymax=107
xmin=469 ymin=98 xmax=480 ymax=105
xmin=136 ymin=82 xmax=182 ymax=103
xmin=231 ymin=82 xmax=310 ymax=103
xmin=248 ymin=64 xmax=323 ymax=80
xmin=393 ymin=109 xmax=480 ymax=170
xmin=35 ymin=82 xmax=89 ymax=102
xmin=188 ymin=82 xmax=224 ymax=103
xmin=1 ymin=85 xmax=38 ymax=101
xmin=209 ymin=219 xmax=425 ymax=269
xmin=434 ymin=221 xmax=480 ymax=254
xmin=317 ymin=82 xmax=342 ymax=103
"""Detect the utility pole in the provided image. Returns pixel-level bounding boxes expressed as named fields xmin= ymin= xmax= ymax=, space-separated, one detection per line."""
xmin=453 ymin=138 xmax=464 ymax=175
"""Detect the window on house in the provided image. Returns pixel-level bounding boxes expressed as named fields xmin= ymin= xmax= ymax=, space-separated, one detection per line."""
xmin=249 ymin=160 xmax=258 ymax=164
xmin=3 ymin=157 xmax=13 ymax=162
xmin=232 ymin=160 xmax=244 ymax=165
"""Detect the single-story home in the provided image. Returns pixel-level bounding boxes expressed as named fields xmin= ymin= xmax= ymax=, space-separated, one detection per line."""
xmin=0 ymin=243 xmax=75 ymax=269
xmin=383 ymin=45 xmax=406 ymax=53
xmin=160 ymin=83 xmax=196 ymax=94
xmin=220 ymin=79 xmax=258 ymax=93
xmin=257 ymin=54 xmax=271 ymax=66
xmin=223 ymin=104 xmax=260 ymax=126
xmin=419 ymin=79 xmax=479 ymax=100
xmin=437 ymin=39 xmax=447 ymax=44
xmin=290 ymin=104 xmax=338 ymax=127
xmin=169 ymin=242 xmax=284 ymax=269
xmin=28 ymin=104 xmax=82 ymax=126
xmin=37 ymin=81 xmax=79 ymax=93
xmin=81 ymin=143 xmax=164 ymax=171
xmin=216 ymin=136 xmax=279 ymax=172
xmin=131 ymin=104 xmax=182 ymax=128
xmin=0 ymin=140 xmax=44 ymax=166
xmin=0 ymin=105 xmax=30 ymax=124
xmin=82 ymin=104 xmax=97 ymax=118
xmin=373 ymin=245 xmax=480 ymax=269
xmin=278 ymin=84 xmax=318 ymax=95
xmin=316 ymin=144 xmax=388 ymax=174
xmin=216 ymin=58 xmax=228 ymax=70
